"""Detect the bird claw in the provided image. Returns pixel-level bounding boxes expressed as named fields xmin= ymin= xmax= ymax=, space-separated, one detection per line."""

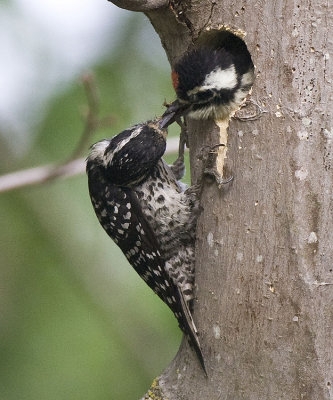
xmin=176 ymin=117 xmax=188 ymax=155
xmin=171 ymin=156 xmax=185 ymax=181
xmin=203 ymin=168 xmax=234 ymax=188
xmin=170 ymin=118 xmax=188 ymax=181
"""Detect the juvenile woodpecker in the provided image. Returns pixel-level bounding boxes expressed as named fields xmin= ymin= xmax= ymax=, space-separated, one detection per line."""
xmin=86 ymin=120 xmax=206 ymax=373
xmin=161 ymin=32 xmax=255 ymax=127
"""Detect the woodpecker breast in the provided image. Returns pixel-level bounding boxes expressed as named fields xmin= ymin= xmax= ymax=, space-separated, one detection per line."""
xmin=134 ymin=158 xmax=198 ymax=301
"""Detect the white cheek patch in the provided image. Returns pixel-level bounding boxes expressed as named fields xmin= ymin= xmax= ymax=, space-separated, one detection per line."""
xmin=203 ymin=65 xmax=237 ymax=90
xmin=103 ymin=126 xmax=143 ymax=166
xmin=187 ymin=65 xmax=237 ymax=96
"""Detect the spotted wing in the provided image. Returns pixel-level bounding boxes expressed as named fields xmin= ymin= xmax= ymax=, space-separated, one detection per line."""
xmin=87 ymin=168 xmax=206 ymax=373
xmin=88 ymin=167 xmax=177 ymax=304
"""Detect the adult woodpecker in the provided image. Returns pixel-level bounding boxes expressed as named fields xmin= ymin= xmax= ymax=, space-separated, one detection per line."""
xmin=86 ymin=119 xmax=206 ymax=374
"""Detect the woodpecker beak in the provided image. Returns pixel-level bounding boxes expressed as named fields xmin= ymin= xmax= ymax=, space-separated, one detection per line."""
xmin=159 ymin=112 xmax=176 ymax=129
xmin=159 ymin=100 xmax=188 ymax=129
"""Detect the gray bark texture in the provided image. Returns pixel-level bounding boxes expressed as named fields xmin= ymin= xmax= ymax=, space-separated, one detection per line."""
xmin=112 ymin=1 xmax=333 ymax=399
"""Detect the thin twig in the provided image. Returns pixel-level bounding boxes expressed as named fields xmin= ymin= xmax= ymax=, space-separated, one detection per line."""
xmin=46 ymin=72 xmax=112 ymax=182
xmin=0 ymin=73 xmax=113 ymax=191
xmin=67 ymin=73 xmax=102 ymax=162
xmin=0 ymin=138 xmax=181 ymax=193
xmin=0 ymin=159 xmax=85 ymax=193
xmin=0 ymin=72 xmax=185 ymax=194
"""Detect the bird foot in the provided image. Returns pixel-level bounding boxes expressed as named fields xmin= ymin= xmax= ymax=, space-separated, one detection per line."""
xmin=204 ymin=167 xmax=234 ymax=187
xmin=170 ymin=118 xmax=188 ymax=181
xmin=171 ymin=155 xmax=185 ymax=181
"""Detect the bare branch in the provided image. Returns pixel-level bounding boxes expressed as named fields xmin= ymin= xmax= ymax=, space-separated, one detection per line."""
xmin=0 ymin=158 xmax=85 ymax=193
xmin=0 ymin=73 xmax=110 ymax=194
xmin=0 ymin=138 xmax=181 ymax=194
xmin=108 ymin=0 xmax=168 ymax=12
xmin=0 ymin=71 xmax=184 ymax=194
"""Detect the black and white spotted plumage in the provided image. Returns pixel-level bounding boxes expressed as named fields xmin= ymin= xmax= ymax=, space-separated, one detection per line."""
xmin=160 ymin=32 xmax=255 ymax=127
xmin=86 ymin=120 xmax=206 ymax=373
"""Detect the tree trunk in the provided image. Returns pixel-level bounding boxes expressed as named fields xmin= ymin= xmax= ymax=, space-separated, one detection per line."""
xmin=111 ymin=1 xmax=333 ymax=399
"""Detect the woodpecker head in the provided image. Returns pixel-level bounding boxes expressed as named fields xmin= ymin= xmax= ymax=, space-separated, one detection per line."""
xmin=160 ymin=33 xmax=254 ymax=127
xmin=86 ymin=119 xmax=168 ymax=186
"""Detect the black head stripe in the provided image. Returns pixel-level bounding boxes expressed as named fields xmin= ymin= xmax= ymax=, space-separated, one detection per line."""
xmin=174 ymin=48 xmax=234 ymax=99
xmin=104 ymin=125 xmax=166 ymax=186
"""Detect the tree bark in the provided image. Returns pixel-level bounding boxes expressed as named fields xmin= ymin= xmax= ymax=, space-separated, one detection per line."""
xmin=112 ymin=1 xmax=333 ymax=398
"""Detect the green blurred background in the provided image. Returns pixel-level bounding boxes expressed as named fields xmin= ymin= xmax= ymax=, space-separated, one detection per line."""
xmin=0 ymin=2 xmax=189 ymax=399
